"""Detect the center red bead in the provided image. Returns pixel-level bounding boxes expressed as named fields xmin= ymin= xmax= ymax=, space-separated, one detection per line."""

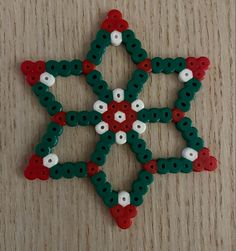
xmin=102 ymin=101 xmax=137 ymax=133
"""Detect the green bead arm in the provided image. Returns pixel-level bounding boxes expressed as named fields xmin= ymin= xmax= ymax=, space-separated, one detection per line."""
xmin=137 ymin=107 xmax=172 ymax=123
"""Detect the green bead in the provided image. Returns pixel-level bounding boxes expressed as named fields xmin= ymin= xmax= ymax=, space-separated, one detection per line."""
xmin=39 ymin=91 xmax=55 ymax=107
xmin=77 ymin=111 xmax=90 ymax=126
xmin=100 ymin=131 xmax=115 ymax=146
xmin=103 ymin=191 xmax=118 ymax=208
xmin=42 ymin=133 xmax=58 ymax=148
xmin=127 ymin=80 xmax=143 ymax=94
xmin=96 ymin=182 xmax=112 ymax=198
xmin=163 ymin=58 xmax=175 ymax=74
xmin=47 ymin=122 xmax=63 ymax=136
xmin=176 ymin=117 xmax=192 ymax=132
xmin=89 ymin=111 xmax=102 ymax=125
xmin=50 ymin=164 xmax=63 ymax=179
xmin=126 ymin=38 xmax=141 ymax=54
xmin=32 ymin=82 xmax=49 ymax=96
xmin=62 ymin=162 xmax=75 ymax=178
xmin=46 ymin=101 xmax=63 ymax=116
xmin=178 ymin=87 xmax=195 ymax=101
xmin=66 ymin=111 xmax=78 ymax=127
xmin=46 ymin=60 xmax=59 ymax=77
xmin=159 ymin=107 xmax=172 ymax=123
xmin=87 ymin=49 xmax=102 ymax=66
xmin=132 ymin=180 xmax=148 ymax=195
xmin=180 ymin=158 xmax=193 ymax=173
xmin=131 ymin=139 xmax=146 ymax=154
xmin=91 ymin=151 xmax=106 ymax=166
xmin=151 ymin=57 xmax=163 ymax=73
xmin=167 ymin=158 xmax=181 ymax=173
xmin=96 ymin=141 xmax=110 ymax=155
xmin=175 ymin=98 xmax=191 ymax=112
xmin=130 ymin=192 xmax=143 ymax=206
xmin=91 ymin=171 xmax=106 ymax=186
xmin=91 ymin=39 xmax=106 ymax=53
xmin=182 ymin=127 xmax=198 ymax=141
xmin=188 ymin=137 xmax=204 ymax=151
xmin=157 ymin=158 xmax=169 ymax=174
xmin=131 ymin=48 xmax=148 ymax=64
xmin=148 ymin=108 xmax=160 ymax=122
xmin=98 ymin=89 xmax=113 ymax=103
xmin=86 ymin=70 xmax=102 ymax=86
xmin=185 ymin=78 xmax=202 ymax=93
xmin=132 ymin=69 xmax=148 ymax=84
xmin=74 ymin=162 xmax=87 ymax=177
xmin=137 ymin=109 xmax=150 ymax=122
xmin=138 ymin=170 xmax=154 ymax=185
xmin=137 ymin=149 xmax=152 ymax=164
xmin=70 ymin=60 xmax=82 ymax=75
xmin=122 ymin=29 xmax=135 ymax=44
xmin=174 ymin=57 xmax=186 ymax=72
xmin=92 ymin=80 xmax=108 ymax=96
xmin=35 ymin=143 xmax=50 ymax=157
xmin=124 ymin=89 xmax=138 ymax=102
xmin=96 ymin=29 xmax=111 ymax=46
xmin=127 ymin=130 xmax=139 ymax=144
xmin=58 ymin=60 xmax=71 ymax=77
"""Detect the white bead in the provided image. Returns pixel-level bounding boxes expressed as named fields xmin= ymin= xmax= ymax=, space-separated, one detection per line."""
xmin=43 ymin=153 xmax=58 ymax=168
xmin=178 ymin=69 xmax=193 ymax=82
xmin=114 ymin=111 xmax=126 ymax=123
xmin=131 ymin=99 xmax=145 ymax=112
xmin=118 ymin=191 xmax=130 ymax=207
xmin=132 ymin=120 xmax=146 ymax=134
xmin=93 ymin=100 xmax=108 ymax=114
xmin=113 ymin=88 xmax=124 ymax=103
xmin=115 ymin=131 xmax=127 ymax=145
xmin=182 ymin=147 xmax=198 ymax=161
xmin=95 ymin=121 xmax=109 ymax=134
xmin=110 ymin=30 xmax=122 ymax=46
xmin=40 ymin=72 xmax=55 ymax=87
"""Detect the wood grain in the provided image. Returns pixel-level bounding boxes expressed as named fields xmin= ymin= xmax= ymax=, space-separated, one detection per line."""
xmin=0 ymin=0 xmax=235 ymax=250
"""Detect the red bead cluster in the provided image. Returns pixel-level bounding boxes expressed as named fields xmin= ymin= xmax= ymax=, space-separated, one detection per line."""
xmin=186 ymin=57 xmax=210 ymax=81
xmin=101 ymin=9 xmax=129 ymax=33
xmin=102 ymin=101 xmax=137 ymax=133
xmin=143 ymin=160 xmax=158 ymax=174
xmin=21 ymin=60 xmax=45 ymax=86
xmin=24 ymin=154 xmax=49 ymax=180
xmin=110 ymin=204 xmax=137 ymax=229
xmin=193 ymin=148 xmax=217 ymax=171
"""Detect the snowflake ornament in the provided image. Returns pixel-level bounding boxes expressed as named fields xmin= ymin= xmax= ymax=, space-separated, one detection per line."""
xmin=21 ymin=9 xmax=217 ymax=229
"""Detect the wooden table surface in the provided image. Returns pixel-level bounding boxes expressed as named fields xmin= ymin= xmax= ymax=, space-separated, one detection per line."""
xmin=0 ymin=0 xmax=235 ymax=250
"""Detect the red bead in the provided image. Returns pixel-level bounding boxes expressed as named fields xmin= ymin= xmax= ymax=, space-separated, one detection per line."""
xmin=137 ymin=59 xmax=152 ymax=72
xmin=172 ymin=108 xmax=185 ymax=123
xmin=108 ymin=101 xmax=119 ymax=112
xmin=35 ymin=60 xmax=46 ymax=74
xmin=115 ymin=19 xmax=129 ymax=32
xmin=87 ymin=162 xmax=100 ymax=176
xmin=119 ymin=101 xmax=131 ymax=111
xmin=193 ymin=159 xmax=204 ymax=172
xmin=205 ymin=156 xmax=217 ymax=171
xmin=120 ymin=121 xmax=132 ymax=132
xmin=29 ymin=154 xmax=43 ymax=167
xmin=197 ymin=57 xmax=210 ymax=71
xmin=193 ymin=69 xmax=205 ymax=80
xmin=198 ymin=148 xmax=210 ymax=160
xmin=143 ymin=160 xmax=157 ymax=174
xmin=101 ymin=19 xmax=116 ymax=32
xmin=24 ymin=165 xmax=37 ymax=180
xmin=116 ymin=216 xmax=132 ymax=229
xmin=82 ymin=60 xmax=96 ymax=75
xmin=26 ymin=72 xmax=40 ymax=86
xmin=21 ymin=60 xmax=34 ymax=75
xmin=38 ymin=166 xmax=50 ymax=180
xmin=107 ymin=9 xmax=122 ymax=20
xmin=51 ymin=112 xmax=66 ymax=126
xmin=126 ymin=110 xmax=137 ymax=121
xmin=110 ymin=205 xmax=124 ymax=218
xmin=124 ymin=205 xmax=137 ymax=218
xmin=109 ymin=121 xmax=121 ymax=133
xmin=186 ymin=57 xmax=199 ymax=71
xmin=102 ymin=111 xmax=114 ymax=123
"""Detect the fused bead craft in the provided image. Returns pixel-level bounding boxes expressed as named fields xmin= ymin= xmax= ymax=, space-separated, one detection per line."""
xmin=21 ymin=9 xmax=217 ymax=229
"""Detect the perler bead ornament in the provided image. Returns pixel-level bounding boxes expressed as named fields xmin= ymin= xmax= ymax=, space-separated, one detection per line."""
xmin=21 ymin=9 xmax=217 ymax=229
